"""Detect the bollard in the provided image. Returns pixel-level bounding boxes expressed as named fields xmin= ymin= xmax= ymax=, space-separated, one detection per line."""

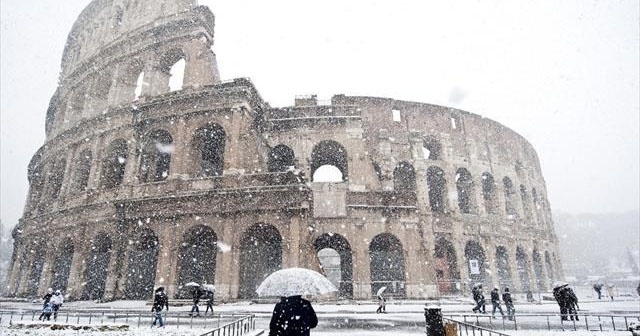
xmin=424 ymin=307 xmax=445 ymax=336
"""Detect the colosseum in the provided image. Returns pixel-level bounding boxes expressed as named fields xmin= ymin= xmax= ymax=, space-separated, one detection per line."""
xmin=6 ymin=0 xmax=562 ymax=302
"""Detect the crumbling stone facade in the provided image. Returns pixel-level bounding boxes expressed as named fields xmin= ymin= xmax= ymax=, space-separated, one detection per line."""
xmin=6 ymin=0 xmax=562 ymax=301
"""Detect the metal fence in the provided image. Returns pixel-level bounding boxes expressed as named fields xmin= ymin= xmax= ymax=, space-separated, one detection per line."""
xmin=445 ymin=313 xmax=640 ymax=332
xmin=199 ymin=314 xmax=256 ymax=336
xmin=442 ymin=317 xmax=513 ymax=336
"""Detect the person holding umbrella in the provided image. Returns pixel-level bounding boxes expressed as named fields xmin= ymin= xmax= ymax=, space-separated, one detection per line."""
xmin=185 ymin=282 xmax=202 ymax=317
xmin=204 ymin=284 xmax=215 ymax=315
xmin=376 ymin=286 xmax=387 ymax=314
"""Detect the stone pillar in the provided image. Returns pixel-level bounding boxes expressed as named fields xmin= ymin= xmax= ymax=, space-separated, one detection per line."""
xmin=66 ymin=232 xmax=89 ymax=301
xmin=183 ymin=40 xmax=219 ymax=87
xmin=217 ymin=218 xmax=239 ymax=301
xmin=154 ymin=220 xmax=179 ymax=296
xmin=36 ymin=240 xmax=59 ymax=296
xmin=169 ymin=120 xmax=192 ymax=179
xmin=352 ymin=244 xmax=371 ymax=299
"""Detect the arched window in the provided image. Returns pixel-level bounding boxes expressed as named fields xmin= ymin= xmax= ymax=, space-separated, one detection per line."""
xmin=51 ymin=239 xmax=74 ymax=293
xmin=495 ymin=246 xmax=512 ymax=289
xmin=369 ymin=233 xmax=405 ymax=297
xmin=267 ymin=145 xmax=295 ymax=172
xmin=140 ymin=130 xmax=173 ymax=182
xmin=311 ymin=140 xmax=348 ymax=182
xmin=516 ymin=247 xmax=530 ymax=291
xmin=160 ymin=49 xmax=187 ymax=93
xmin=455 ymin=168 xmax=474 ymax=214
xmin=73 ymin=149 xmax=92 ymax=192
xmin=125 ymin=228 xmax=159 ymax=299
xmin=82 ymin=233 xmax=112 ymax=300
xmin=532 ymin=249 xmax=545 ymax=291
xmin=544 ymin=251 xmax=555 ymax=282
xmin=193 ymin=124 xmax=226 ymax=177
xmin=532 ymin=188 xmax=542 ymax=226
xmin=481 ymin=172 xmax=497 ymax=214
xmin=314 ymin=233 xmax=353 ymax=298
xmin=427 ymin=166 xmax=446 ymax=213
xmin=434 ymin=238 xmax=459 ymax=294
xmin=520 ymin=185 xmax=533 ymax=222
xmin=26 ymin=242 xmax=46 ymax=297
xmin=48 ymin=157 xmax=67 ymax=200
xmin=422 ymin=137 xmax=441 ymax=160
xmin=464 ymin=241 xmax=487 ymax=283
xmin=169 ymin=59 xmax=186 ymax=91
xmin=238 ymin=223 xmax=282 ymax=299
xmin=393 ymin=161 xmax=416 ymax=192
xmin=177 ymin=225 xmax=217 ymax=297
xmin=101 ymin=139 xmax=128 ymax=188
xmin=503 ymin=177 xmax=517 ymax=218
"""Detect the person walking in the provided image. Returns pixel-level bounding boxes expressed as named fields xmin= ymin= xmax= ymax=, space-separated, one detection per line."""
xmin=606 ymin=284 xmax=616 ymax=301
xmin=472 ymin=284 xmax=486 ymax=313
xmin=268 ymin=295 xmax=318 ymax=336
xmin=490 ymin=287 xmax=505 ymax=319
xmin=565 ymin=286 xmax=580 ymax=321
xmin=151 ymin=287 xmax=169 ymax=328
xmin=376 ymin=293 xmax=386 ymax=314
xmin=38 ymin=288 xmax=54 ymax=321
xmin=502 ymin=287 xmax=515 ymax=321
xmin=50 ymin=290 xmax=64 ymax=321
xmin=189 ymin=286 xmax=203 ymax=317
xmin=553 ymin=284 xmax=569 ymax=321
xmin=204 ymin=288 xmax=215 ymax=315
xmin=593 ymin=283 xmax=603 ymax=300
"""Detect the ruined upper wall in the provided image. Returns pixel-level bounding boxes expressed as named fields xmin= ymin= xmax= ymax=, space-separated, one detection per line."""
xmin=60 ymin=0 xmax=198 ymax=80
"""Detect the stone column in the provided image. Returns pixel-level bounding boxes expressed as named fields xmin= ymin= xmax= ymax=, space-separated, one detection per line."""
xmin=352 ymin=244 xmax=371 ymax=299
xmin=217 ymin=217 xmax=239 ymax=301
xmin=36 ymin=240 xmax=59 ymax=296
xmin=169 ymin=120 xmax=192 ymax=179
xmin=183 ymin=40 xmax=219 ymax=88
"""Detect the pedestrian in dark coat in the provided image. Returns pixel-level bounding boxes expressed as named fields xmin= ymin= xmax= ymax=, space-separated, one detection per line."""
xmin=593 ymin=283 xmax=603 ymax=300
xmin=268 ymin=295 xmax=318 ymax=336
xmin=565 ymin=286 xmax=579 ymax=321
xmin=189 ymin=287 xmax=203 ymax=316
xmin=502 ymin=287 xmax=515 ymax=320
xmin=205 ymin=289 xmax=215 ymax=315
xmin=553 ymin=285 xmax=568 ymax=320
xmin=38 ymin=288 xmax=54 ymax=321
xmin=151 ymin=287 xmax=169 ymax=327
xmin=490 ymin=287 xmax=504 ymax=319
xmin=376 ymin=294 xmax=386 ymax=314
xmin=472 ymin=284 xmax=486 ymax=313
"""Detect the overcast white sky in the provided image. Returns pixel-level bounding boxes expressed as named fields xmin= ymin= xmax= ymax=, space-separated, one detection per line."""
xmin=1 ymin=0 xmax=639 ymax=229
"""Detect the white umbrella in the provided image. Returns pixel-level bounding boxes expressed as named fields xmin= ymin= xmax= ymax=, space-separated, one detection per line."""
xmin=256 ymin=268 xmax=338 ymax=297
xmin=376 ymin=286 xmax=387 ymax=296
xmin=552 ymin=281 xmax=568 ymax=289
xmin=184 ymin=282 xmax=200 ymax=287
xmin=203 ymin=284 xmax=215 ymax=291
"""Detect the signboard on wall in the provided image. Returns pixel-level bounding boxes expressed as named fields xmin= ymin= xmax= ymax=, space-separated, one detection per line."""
xmin=469 ymin=259 xmax=480 ymax=275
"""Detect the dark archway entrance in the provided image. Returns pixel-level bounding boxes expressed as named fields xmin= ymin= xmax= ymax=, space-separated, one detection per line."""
xmin=177 ymin=225 xmax=217 ymax=297
xmin=314 ymin=233 xmax=353 ymax=298
xmin=26 ymin=242 xmax=46 ymax=297
xmin=434 ymin=238 xmax=459 ymax=294
xmin=532 ymin=249 xmax=545 ymax=291
xmin=125 ymin=228 xmax=159 ymax=299
xmin=238 ymin=223 xmax=282 ymax=299
xmin=464 ymin=241 xmax=487 ymax=284
xmin=51 ymin=239 xmax=74 ymax=292
xmin=516 ymin=247 xmax=530 ymax=291
xmin=82 ymin=233 xmax=112 ymax=300
xmin=369 ymin=233 xmax=406 ymax=298
xmin=495 ymin=246 xmax=513 ymax=289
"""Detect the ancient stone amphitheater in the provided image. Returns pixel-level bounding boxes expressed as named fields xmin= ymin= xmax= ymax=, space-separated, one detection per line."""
xmin=6 ymin=0 xmax=562 ymax=301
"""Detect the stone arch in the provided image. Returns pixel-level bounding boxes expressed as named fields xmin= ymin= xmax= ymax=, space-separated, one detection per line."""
xmin=532 ymin=188 xmax=541 ymax=225
xmin=238 ymin=223 xmax=282 ymax=299
xmin=193 ymin=123 xmax=226 ymax=177
xmin=464 ymin=240 xmax=487 ymax=284
xmin=122 ymin=60 xmax=145 ymax=101
xmin=456 ymin=168 xmax=475 ymax=214
xmin=267 ymin=144 xmax=295 ymax=172
xmin=434 ymin=237 xmax=459 ymax=294
xmin=422 ymin=137 xmax=442 ymax=160
xmin=520 ymin=185 xmax=533 ymax=222
xmin=140 ymin=129 xmax=173 ymax=182
xmin=503 ymin=177 xmax=517 ymax=217
xmin=495 ymin=246 xmax=512 ymax=289
xmin=369 ymin=233 xmax=406 ymax=297
xmin=314 ymin=233 xmax=353 ymax=298
xmin=532 ymin=249 xmax=545 ymax=291
xmin=427 ymin=166 xmax=447 ymax=213
xmin=50 ymin=238 xmax=74 ymax=293
xmin=81 ymin=232 xmax=112 ymax=300
xmin=159 ymin=48 xmax=187 ymax=93
xmin=101 ymin=139 xmax=128 ymax=188
xmin=481 ymin=172 xmax=497 ymax=214
xmin=393 ymin=161 xmax=416 ymax=193
xmin=516 ymin=247 xmax=530 ymax=291
xmin=47 ymin=157 xmax=67 ymax=200
xmin=86 ymin=69 xmax=113 ymax=114
xmin=25 ymin=241 xmax=46 ymax=297
xmin=177 ymin=225 xmax=217 ymax=296
xmin=73 ymin=149 xmax=92 ymax=192
xmin=124 ymin=228 xmax=159 ymax=299
xmin=311 ymin=140 xmax=348 ymax=182
xmin=544 ymin=251 xmax=555 ymax=281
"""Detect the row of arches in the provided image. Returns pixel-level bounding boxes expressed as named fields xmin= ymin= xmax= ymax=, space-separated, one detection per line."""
xmin=21 ymin=222 xmax=557 ymax=300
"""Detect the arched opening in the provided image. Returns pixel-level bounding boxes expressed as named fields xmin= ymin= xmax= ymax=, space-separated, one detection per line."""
xmin=123 ymin=60 xmax=145 ymax=101
xmin=456 ymin=168 xmax=474 ymax=214
xmin=503 ymin=177 xmax=517 ymax=218
xmin=26 ymin=242 xmax=46 ymax=297
xmin=311 ymin=140 xmax=348 ymax=182
xmin=101 ymin=139 xmax=128 ymax=189
xmin=314 ymin=233 xmax=353 ymax=298
xmin=427 ymin=166 xmax=446 ymax=213
xmin=393 ymin=161 xmax=416 ymax=193
xmin=140 ymin=130 xmax=173 ymax=182
xmin=520 ymin=185 xmax=533 ymax=222
xmin=532 ymin=188 xmax=542 ymax=226
xmin=532 ymin=249 xmax=545 ymax=291
xmin=434 ymin=238 xmax=459 ymax=294
xmin=87 ymin=70 xmax=112 ymax=115
xmin=369 ymin=233 xmax=405 ymax=298
xmin=134 ymin=71 xmax=145 ymax=100
xmin=82 ymin=233 xmax=112 ymax=300
xmin=422 ymin=137 xmax=441 ymax=160
xmin=495 ymin=246 xmax=512 ymax=289
xmin=125 ymin=228 xmax=159 ymax=300
xmin=51 ymin=239 xmax=74 ymax=292
xmin=47 ymin=158 xmax=67 ymax=200
xmin=465 ymin=241 xmax=487 ymax=284
xmin=193 ymin=124 xmax=226 ymax=177
xmin=481 ymin=172 xmax=497 ymax=214
xmin=168 ymin=59 xmax=186 ymax=92
xmin=516 ymin=247 xmax=530 ymax=291
xmin=177 ymin=225 xmax=217 ymax=297
xmin=545 ymin=251 xmax=555 ymax=282
xmin=267 ymin=145 xmax=295 ymax=172
xmin=73 ymin=149 xmax=92 ymax=192
xmin=160 ymin=49 xmax=187 ymax=93
xmin=238 ymin=223 xmax=282 ymax=299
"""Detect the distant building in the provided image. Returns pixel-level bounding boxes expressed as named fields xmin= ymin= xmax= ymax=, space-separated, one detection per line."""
xmin=6 ymin=0 xmax=562 ymax=301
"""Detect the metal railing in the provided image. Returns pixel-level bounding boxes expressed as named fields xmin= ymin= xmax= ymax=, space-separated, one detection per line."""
xmin=445 ymin=313 xmax=640 ymax=332
xmin=442 ymin=317 xmax=513 ymax=336
xmin=199 ymin=314 xmax=256 ymax=336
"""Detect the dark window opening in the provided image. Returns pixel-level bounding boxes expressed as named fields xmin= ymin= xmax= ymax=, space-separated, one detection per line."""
xmin=464 ymin=241 xmax=487 ymax=284
xmin=194 ymin=124 xmax=226 ymax=177
xmin=267 ymin=145 xmax=295 ymax=172
xmin=423 ymin=137 xmax=442 ymax=160
xmin=311 ymin=140 xmax=348 ymax=182
xmin=456 ymin=168 xmax=474 ymax=214
xmin=73 ymin=149 xmax=92 ymax=192
xmin=238 ymin=223 xmax=282 ymax=299
xmin=81 ymin=233 xmax=112 ymax=300
xmin=503 ymin=177 xmax=517 ymax=218
xmin=427 ymin=166 xmax=446 ymax=213
xmin=51 ymin=239 xmax=74 ymax=293
xmin=125 ymin=228 xmax=159 ymax=299
xmin=101 ymin=139 xmax=128 ymax=189
xmin=393 ymin=161 xmax=416 ymax=193
xmin=48 ymin=158 xmax=66 ymax=200
xmin=369 ymin=233 xmax=406 ymax=298
xmin=434 ymin=238 xmax=459 ymax=294
xmin=482 ymin=172 xmax=497 ymax=214
xmin=495 ymin=246 xmax=512 ymax=289
xmin=177 ymin=225 xmax=217 ymax=298
xmin=516 ymin=247 xmax=530 ymax=291
xmin=140 ymin=130 xmax=173 ymax=182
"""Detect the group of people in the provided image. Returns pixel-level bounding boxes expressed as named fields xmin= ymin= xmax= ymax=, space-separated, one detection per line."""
xmin=38 ymin=288 xmax=64 ymax=322
xmin=553 ymin=283 xmax=580 ymax=321
xmin=470 ymin=284 xmax=515 ymax=320
xmin=593 ymin=283 xmax=617 ymax=301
